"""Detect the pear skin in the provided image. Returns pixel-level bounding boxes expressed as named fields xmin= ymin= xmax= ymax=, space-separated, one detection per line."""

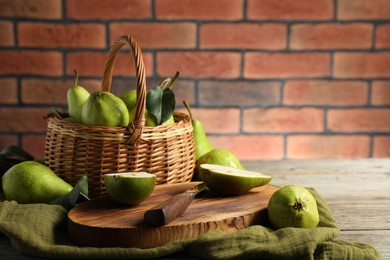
xmin=268 ymin=185 xmax=319 ymax=229
xmin=2 ymin=161 xmax=73 ymax=204
xmin=120 ymin=89 xmax=137 ymax=113
xmin=200 ymin=164 xmax=272 ymax=196
xmin=183 ymin=101 xmax=214 ymax=160
xmin=195 ymin=149 xmax=244 ymax=180
xmin=67 ymin=69 xmax=90 ymax=123
xmin=81 ymin=91 xmax=130 ymax=127
xmin=128 ymin=107 xmax=174 ymax=127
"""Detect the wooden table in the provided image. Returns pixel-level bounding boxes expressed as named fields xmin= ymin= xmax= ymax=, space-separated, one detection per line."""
xmin=1 ymin=159 xmax=389 ymax=259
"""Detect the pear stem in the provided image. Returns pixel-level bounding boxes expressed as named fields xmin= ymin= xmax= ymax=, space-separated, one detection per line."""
xmin=73 ymin=69 xmax=79 ymax=86
xmin=167 ymin=71 xmax=180 ymax=89
xmin=183 ymin=100 xmax=194 ymax=121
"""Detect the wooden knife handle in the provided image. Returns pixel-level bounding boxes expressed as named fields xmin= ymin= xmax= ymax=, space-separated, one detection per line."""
xmin=144 ymin=191 xmax=195 ymax=226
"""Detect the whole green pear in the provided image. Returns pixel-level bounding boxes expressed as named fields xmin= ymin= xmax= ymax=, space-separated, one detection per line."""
xmin=194 ymin=148 xmax=244 ymax=180
xmin=2 ymin=161 xmax=73 ymax=204
xmin=183 ymin=101 xmax=213 ymax=160
xmin=67 ymin=69 xmax=90 ymax=123
xmin=81 ymin=91 xmax=130 ymax=127
xmin=267 ymin=185 xmax=320 ymax=229
xmin=120 ymin=89 xmax=137 ymax=113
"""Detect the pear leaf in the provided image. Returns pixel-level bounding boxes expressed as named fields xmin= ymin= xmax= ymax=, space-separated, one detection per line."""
xmin=146 ymin=86 xmax=176 ymax=125
xmin=50 ymin=175 xmax=90 ymax=211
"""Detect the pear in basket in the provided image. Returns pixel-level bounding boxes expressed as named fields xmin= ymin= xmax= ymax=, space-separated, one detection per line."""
xmin=81 ymin=91 xmax=129 ymax=127
xmin=127 ymin=72 xmax=179 ymax=127
xmin=67 ymin=69 xmax=90 ymax=123
xmin=121 ymin=89 xmax=137 ymax=113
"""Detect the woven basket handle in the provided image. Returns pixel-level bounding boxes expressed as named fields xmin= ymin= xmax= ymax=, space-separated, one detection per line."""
xmin=101 ymin=35 xmax=146 ymax=143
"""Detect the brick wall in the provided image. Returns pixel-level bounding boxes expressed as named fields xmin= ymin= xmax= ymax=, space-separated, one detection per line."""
xmin=0 ymin=0 xmax=390 ymax=160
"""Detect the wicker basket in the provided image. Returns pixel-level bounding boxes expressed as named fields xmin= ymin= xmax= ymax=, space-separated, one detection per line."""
xmin=45 ymin=35 xmax=195 ymax=198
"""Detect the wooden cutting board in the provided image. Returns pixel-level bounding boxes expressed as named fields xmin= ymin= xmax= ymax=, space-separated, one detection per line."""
xmin=67 ymin=182 xmax=278 ymax=249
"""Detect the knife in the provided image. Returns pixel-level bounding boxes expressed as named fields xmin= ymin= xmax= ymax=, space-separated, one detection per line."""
xmin=144 ymin=183 xmax=207 ymax=226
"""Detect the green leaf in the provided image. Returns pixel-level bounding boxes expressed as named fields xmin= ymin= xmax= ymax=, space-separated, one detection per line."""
xmin=146 ymin=86 xmax=176 ymax=125
xmin=50 ymin=175 xmax=90 ymax=211
xmin=146 ymin=86 xmax=163 ymax=124
xmin=161 ymin=88 xmax=176 ymax=123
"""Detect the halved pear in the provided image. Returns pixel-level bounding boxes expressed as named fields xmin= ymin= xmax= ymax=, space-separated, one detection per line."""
xmin=200 ymin=164 xmax=272 ymax=196
xmin=104 ymin=172 xmax=156 ymax=205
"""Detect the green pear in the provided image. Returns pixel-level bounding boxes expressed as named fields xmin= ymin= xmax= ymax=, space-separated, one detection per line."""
xmin=104 ymin=172 xmax=156 ymax=205
xmin=195 ymin=149 xmax=244 ymax=180
xmin=183 ymin=101 xmax=213 ymax=160
xmin=67 ymin=69 xmax=90 ymax=123
xmin=120 ymin=89 xmax=137 ymax=113
xmin=145 ymin=110 xmax=174 ymax=126
xmin=267 ymin=185 xmax=320 ymax=229
xmin=128 ymin=107 xmax=174 ymax=127
xmin=2 ymin=161 xmax=73 ymax=204
xmin=200 ymin=164 xmax=272 ymax=196
xmin=81 ymin=91 xmax=129 ymax=127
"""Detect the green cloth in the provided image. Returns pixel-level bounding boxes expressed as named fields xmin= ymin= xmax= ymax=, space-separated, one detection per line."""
xmin=0 ymin=189 xmax=380 ymax=259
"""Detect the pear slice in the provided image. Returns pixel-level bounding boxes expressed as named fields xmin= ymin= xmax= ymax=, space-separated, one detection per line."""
xmin=200 ymin=164 xmax=272 ymax=196
xmin=104 ymin=172 xmax=156 ymax=205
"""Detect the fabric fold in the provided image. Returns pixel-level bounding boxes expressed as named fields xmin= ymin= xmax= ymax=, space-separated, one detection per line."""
xmin=0 ymin=188 xmax=380 ymax=259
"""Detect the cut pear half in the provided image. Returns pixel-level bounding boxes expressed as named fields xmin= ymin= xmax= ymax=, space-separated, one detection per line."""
xmin=104 ymin=172 xmax=156 ymax=205
xmin=200 ymin=164 xmax=272 ymax=196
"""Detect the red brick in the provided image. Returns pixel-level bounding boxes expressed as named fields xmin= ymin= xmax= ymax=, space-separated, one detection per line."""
xmin=157 ymin=52 xmax=241 ymax=79
xmin=21 ymin=135 xmax=46 ymax=159
xmin=18 ymin=23 xmax=105 ymax=48
xmin=0 ymin=51 xmax=62 ymax=76
xmin=0 ymin=78 xmax=18 ymax=104
xmin=110 ymin=23 xmax=196 ymax=49
xmin=66 ymin=52 xmax=153 ymax=77
xmin=284 ymin=80 xmax=368 ymax=105
xmin=176 ymin=107 xmax=240 ymax=134
xmin=21 ymin=79 xmax=101 ymax=105
xmin=290 ymin=23 xmax=372 ymax=50
xmin=209 ymin=135 xmax=284 ymax=160
xmin=0 ymin=21 xmax=14 ymax=46
xmin=373 ymin=136 xmax=390 ymax=157
xmin=376 ymin=25 xmax=390 ymax=49
xmin=0 ymin=135 xmax=18 ymax=151
xmin=328 ymin=109 xmax=390 ymax=132
xmin=0 ymin=108 xmax=48 ymax=132
xmin=287 ymin=135 xmax=370 ymax=159
xmin=155 ymin=0 xmax=243 ymax=20
xmin=0 ymin=0 xmax=62 ymax=19
xmin=198 ymin=80 xmax=280 ymax=106
xmin=334 ymin=52 xmax=390 ymax=78
xmin=244 ymin=52 xmax=330 ymax=79
xmin=243 ymin=108 xmax=324 ymax=133
xmin=200 ymin=23 xmax=286 ymax=50
xmin=371 ymin=81 xmax=390 ymax=105
xmin=338 ymin=0 xmax=390 ymax=20
xmin=247 ymin=0 xmax=333 ymax=20
xmin=66 ymin=0 xmax=150 ymax=20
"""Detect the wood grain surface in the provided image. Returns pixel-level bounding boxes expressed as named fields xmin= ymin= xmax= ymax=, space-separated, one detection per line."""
xmin=67 ymin=182 xmax=277 ymax=248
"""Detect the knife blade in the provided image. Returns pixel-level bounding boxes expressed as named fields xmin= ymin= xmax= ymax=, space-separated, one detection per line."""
xmin=144 ymin=183 xmax=207 ymax=226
